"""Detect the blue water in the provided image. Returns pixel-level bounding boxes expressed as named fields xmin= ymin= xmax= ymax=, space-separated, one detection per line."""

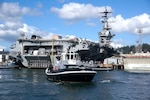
xmin=0 ymin=68 xmax=150 ymax=100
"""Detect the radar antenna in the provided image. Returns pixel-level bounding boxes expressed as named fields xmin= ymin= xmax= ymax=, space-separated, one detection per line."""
xmin=98 ymin=6 xmax=115 ymax=47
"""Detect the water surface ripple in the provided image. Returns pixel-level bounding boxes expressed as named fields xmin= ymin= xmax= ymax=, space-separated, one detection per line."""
xmin=0 ymin=68 xmax=150 ymax=100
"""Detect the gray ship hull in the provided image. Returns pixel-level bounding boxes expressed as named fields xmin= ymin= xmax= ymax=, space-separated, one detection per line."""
xmin=21 ymin=55 xmax=51 ymax=68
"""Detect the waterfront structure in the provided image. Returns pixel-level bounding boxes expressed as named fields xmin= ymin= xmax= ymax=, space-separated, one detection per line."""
xmin=0 ymin=49 xmax=5 ymax=64
xmin=123 ymin=28 xmax=150 ymax=72
xmin=0 ymin=48 xmax=9 ymax=66
xmin=123 ymin=53 xmax=150 ymax=72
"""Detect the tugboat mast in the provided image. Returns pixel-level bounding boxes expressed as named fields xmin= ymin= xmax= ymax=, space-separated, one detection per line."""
xmin=98 ymin=7 xmax=115 ymax=47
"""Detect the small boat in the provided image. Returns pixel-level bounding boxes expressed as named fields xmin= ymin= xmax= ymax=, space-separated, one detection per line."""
xmin=45 ymin=51 xmax=97 ymax=82
xmin=45 ymin=68 xmax=96 ymax=82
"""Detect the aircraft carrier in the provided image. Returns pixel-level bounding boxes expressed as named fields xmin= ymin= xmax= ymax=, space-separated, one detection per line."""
xmin=9 ymin=7 xmax=117 ymax=68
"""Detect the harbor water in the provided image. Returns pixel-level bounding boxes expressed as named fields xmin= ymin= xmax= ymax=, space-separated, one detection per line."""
xmin=0 ymin=67 xmax=150 ymax=100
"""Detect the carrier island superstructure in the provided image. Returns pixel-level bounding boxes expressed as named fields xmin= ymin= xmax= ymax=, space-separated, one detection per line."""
xmin=9 ymin=7 xmax=117 ymax=68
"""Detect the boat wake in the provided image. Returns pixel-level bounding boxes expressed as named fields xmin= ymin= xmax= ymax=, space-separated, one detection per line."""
xmin=100 ymin=79 xmax=111 ymax=83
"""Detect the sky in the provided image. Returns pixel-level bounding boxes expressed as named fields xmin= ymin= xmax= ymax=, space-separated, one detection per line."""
xmin=0 ymin=0 xmax=150 ymax=51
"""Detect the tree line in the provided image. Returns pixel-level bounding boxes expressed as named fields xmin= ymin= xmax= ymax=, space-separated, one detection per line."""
xmin=116 ymin=43 xmax=150 ymax=54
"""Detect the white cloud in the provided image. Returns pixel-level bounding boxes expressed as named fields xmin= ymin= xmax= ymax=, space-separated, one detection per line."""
xmin=86 ymin=22 xmax=96 ymax=26
xmin=110 ymin=39 xmax=124 ymax=48
xmin=51 ymin=2 xmax=150 ymax=34
xmin=42 ymin=33 xmax=54 ymax=39
xmin=110 ymin=42 xmax=123 ymax=49
xmin=18 ymin=24 xmax=51 ymax=39
xmin=0 ymin=45 xmax=6 ymax=50
xmin=0 ymin=2 xmax=40 ymax=49
xmin=51 ymin=2 xmax=112 ymax=23
xmin=110 ymin=13 xmax=150 ymax=34
xmin=0 ymin=2 xmax=39 ymax=21
xmin=18 ymin=24 xmax=38 ymax=34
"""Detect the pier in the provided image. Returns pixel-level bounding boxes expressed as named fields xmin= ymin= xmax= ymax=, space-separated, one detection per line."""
xmin=102 ymin=56 xmax=124 ymax=70
xmin=112 ymin=64 xmax=124 ymax=70
xmin=100 ymin=63 xmax=124 ymax=70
